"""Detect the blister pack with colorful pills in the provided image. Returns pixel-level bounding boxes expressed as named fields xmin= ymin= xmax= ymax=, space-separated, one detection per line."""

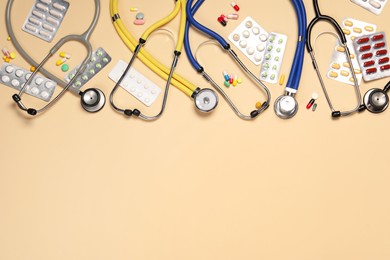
xmin=350 ymin=0 xmax=388 ymax=15
xmin=228 ymin=17 xmax=269 ymax=66
xmin=259 ymin=33 xmax=287 ymax=83
xmin=64 ymin=48 xmax=111 ymax=90
xmin=353 ymin=32 xmax=390 ymax=81
xmin=108 ymin=60 xmax=162 ymax=107
xmin=0 ymin=63 xmax=57 ymax=102
xmin=22 ymin=0 xmax=69 ymax=42
xmin=328 ymin=18 xmax=377 ymax=85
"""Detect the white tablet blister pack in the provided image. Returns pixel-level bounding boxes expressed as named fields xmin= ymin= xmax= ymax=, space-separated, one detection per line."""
xmin=228 ymin=17 xmax=269 ymax=66
xmin=350 ymin=0 xmax=388 ymax=15
xmin=327 ymin=18 xmax=377 ymax=85
xmin=65 ymin=48 xmax=111 ymax=90
xmin=22 ymin=0 xmax=69 ymax=42
xmin=108 ymin=60 xmax=162 ymax=107
xmin=259 ymin=33 xmax=288 ymax=83
xmin=0 ymin=63 xmax=57 ymax=101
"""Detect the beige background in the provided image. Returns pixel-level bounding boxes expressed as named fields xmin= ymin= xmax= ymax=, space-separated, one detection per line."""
xmin=1 ymin=0 xmax=390 ymax=259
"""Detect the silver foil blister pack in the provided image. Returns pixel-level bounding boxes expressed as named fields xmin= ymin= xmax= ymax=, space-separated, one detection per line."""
xmin=22 ymin=0 xmax=70 ymax=42
xmin=0 ymin=63 xmax=57 ymax=101
xmin=64 ymin=48 xmax=111 ymax=90
xmin=350 ymin=0 xmax=388 ymax=15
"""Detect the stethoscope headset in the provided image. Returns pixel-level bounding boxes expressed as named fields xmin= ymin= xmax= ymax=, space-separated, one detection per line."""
xmin=6 ymin=0 xmax=106 ymax=116
xmin=185 ymin=0 xmax=270 ymax=120
xmin=110 ymin=0 xmax=219 ymax=120
xmin=306 ymin=0 xmax=366 ymax=118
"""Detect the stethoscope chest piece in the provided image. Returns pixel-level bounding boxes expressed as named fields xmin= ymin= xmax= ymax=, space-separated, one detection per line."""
xmin=81 ymin=88 xmax=106 ymax=113
xmin=364 ymin=88 xmax=389 ymax=113
xmin=274 ymin=95 xmax=298 ymax=119
xmin=194 ymin=88 xmax=219 ymax=112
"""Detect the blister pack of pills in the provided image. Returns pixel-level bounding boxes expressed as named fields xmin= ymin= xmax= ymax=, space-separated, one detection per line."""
xmin=228 ymin=17 xmax=269 ymax=66
xmin=108 ymin=60 xmax=162 ymax=107
xmin=22 ymin=0 xmax=69 ymax=42
xmin=64 ymin=48 xmax=111 ymax=90
xmin=327 ymin=18 xmax=377 ymax=85
xmin=350 ymin=0 xmax=388 ymax=15
xmin=353 ymin=32 xmax=390 ymax=81
xmin=259 ymin=33 xmax=287 ymax=83
xmin=0 ymin=63 xmax=57 ymax=102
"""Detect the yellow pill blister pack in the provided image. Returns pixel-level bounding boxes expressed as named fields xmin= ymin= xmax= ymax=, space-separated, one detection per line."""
xmin=327 ymin=18 xmax=377 ymax=85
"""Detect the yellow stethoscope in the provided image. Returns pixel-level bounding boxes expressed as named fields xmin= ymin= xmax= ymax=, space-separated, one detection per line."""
xmin=110 ymin=0 xmax=218 ymax=120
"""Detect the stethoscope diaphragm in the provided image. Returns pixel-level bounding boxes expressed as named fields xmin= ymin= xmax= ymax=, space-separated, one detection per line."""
xmin=194 ymin=88 xmax=219 ymax=113
xmin=80 ymin=88 xmax=106 ymax=113
xmin=364 ymin=88 xmax=389 ymax=113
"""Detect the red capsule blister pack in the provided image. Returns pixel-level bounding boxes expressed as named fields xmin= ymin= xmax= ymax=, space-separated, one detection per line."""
xmin=353 ymin=32 xmax=390 ymax=81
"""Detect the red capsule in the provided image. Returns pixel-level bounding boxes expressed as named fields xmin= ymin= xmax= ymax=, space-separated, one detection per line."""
xmin=217 ymin=16 xmax=227 ymax=26
xmin=379 ymin=57 xmax=390 ymax=64
xmin=361 ymin=53 xmax=373 ymax=60
xmin=366 ymin=68 xmax=377 ymax=74
xmin=372 ymin=34 xmax=384 ymax=41
xmin=376 ymin=49 xmax=388 ymax=56
xmin=231 ymin=2 xmax=240 ymax=11
xmin=306 ymin=99 xmax=315 ymax=109
xmin=357 ymin=37 xmax=369 ymax=44
xmin=374 ymin=42 xmax=386 ymax=49
xmin=381 ymin=64 xmax=390 ymax=71
xmin=364 ymin=60 xmax=375 ymax=67
xmin=359 ymin=45 xmax=371 ymax=52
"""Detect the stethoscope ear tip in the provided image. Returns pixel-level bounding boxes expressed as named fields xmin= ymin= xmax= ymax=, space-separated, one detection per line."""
xmin=80 ymin=88 xmax=106 ymax=113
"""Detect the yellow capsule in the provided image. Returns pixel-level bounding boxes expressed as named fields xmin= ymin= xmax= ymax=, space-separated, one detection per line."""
xmin=353 ymin=27 xmax=362 ymax=33
xmin=30 ymin=66 xmax=36 ymax=72
xmin=344 ymin=20 xmax=354 ymax=27
xmin=331 ymin=63 xmax=341 ymax=69
xmin=59 ymin=52 xmax=71 ymax=59
xmin=343 ymin=62 xmax=350 ymax=68
xmin=349 ymin=77 xmax=355 ymax=82
xmin=350 ymin=54 xmax=355 ymax=59
xmin=130 ymin=7 xmax=138 ymax=12
xmin=329 ymin=71 xmax=339 ymax=78
xmin=232 ymin=76 xmax=238 ymax=87
xmin=255 ymin=102 xmax=262 ymax=109
xmin=351 ymin=36 xmax=356 ymax=41
xmin=337 ymin=46 xmax=345 ymax=52
xmin=343 ymin=28 xmax=351 ymax=35
xmin=7 ymin=36 xmax=11 ymax=41
xmin=237 ymin=78 xmax=243 ymax=84
xmin=365 ymin=26 xmax=374 ymax=32
xmin=10 ymin=52 xmax=16 ymax=59
xmin=279 ymin=74 xmax=285 ymax=85
xmin=56 ymin=58 xmax=67 ymax=66
xmin=354 ymin=69 xmax=361 ymax=74
xmin=341 ymin=70 xmax=350 ymax=77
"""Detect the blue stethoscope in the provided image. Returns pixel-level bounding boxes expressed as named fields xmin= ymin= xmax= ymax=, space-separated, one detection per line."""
xmin=185 ymin=0 xmax=271 ymax=120
xmin=274 ymin=0 xmax=307 ymax=119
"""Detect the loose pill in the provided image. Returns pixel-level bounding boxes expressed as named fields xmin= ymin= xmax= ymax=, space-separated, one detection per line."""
xmin=30 ymin=66 xmax=36 ymax=72
xmin=61 ymin=64 xmax=69 ymax=72
xmin=223 ymin=71 xmax=230 ymax=81
xmin=59 ymin=52 xmax=71 ymax=59
xmin=279 ymin=74 xmax=285 ymax=85
xmin=227 ymin=14 xmax=239 ymax=20
xmin=134 ymin=19 xmax=145 ymax=25
xmin=232 ymin=75 xmax=238 ymax=86
xmin=237 ymin=78 xmax=243 ymax=84
xmin=224 ymin=81 xmax=230 ymax=87
xmin=231 ymin=2 xmax=240 ymax=11
xmin=255 ymin=102 xmax=262 ymax=109
xmin=56 ymin=58 xmax=67 ymax=66
xmin=130 ymin=7 xmax=138 ymax=12
xmin=136 ymin=12 xmax=144 ymax=20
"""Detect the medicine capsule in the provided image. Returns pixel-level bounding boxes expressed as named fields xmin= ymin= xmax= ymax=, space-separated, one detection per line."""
xmin=279 ymin=74 xmax=285 ymax=85
xmin=224 ymin=81 xmax=230 ymax=87
xmin=366 ymin=68 xmax=377 ymax=74
xmin=217 ymin=16 xmax=227 ymax=26
xmin=229 ymin=75 xmax=234 ymax=84
xmin=332 ymin=63 xmax=341 ymax=69
xmin=337 ymin=46 xmax=345 ymax=52
xmin=329 ymin=71 xmax=339 ymax=78
xmin=232 ymin=75 xmax=238 ymax=87
xmin=2 ymin=48 xmax=11 ymax=58
xmin=379 ymin=57 xmax=389 ymax=64
xmin=344 ymin=20 xmax=354 ymax=27
xmin=374 ymin=42 xmax=386 ymax=49
xmin=380 ymin=65 xmax=390 ymax=71
xmin=227 ymin=14 xmax=239 ymax=20
xmin=372 ymin=34 xmax=384 ymax=41
xmin=364 ymin=60 xmax=375 ymax=67
xmin=357 ymin=37 xmax=369 ymax=44
xmin=223 ymin=71 xmax=230 ymax=81
xmin=59 ymin=51 xmax=71 ymax=59
xmin=361 ymin=53 xmax=373 ymax=60
xmin=343 ymin=29 xmax=351 ymax=35
xmin=255 ymin=102 xmax=262 ymax=109
xmin=230 ymin=2 xmax=240 ymax=11
xmin=376 ymin=49 xmax=388 ymax=56
xmin=353 ymin=27 xmax=362 ymax=33
xmin=56 ymin=58 xmax=67 ymax=66
xmin=342 ymin=62 xmax=350 ymax=68
xmin=130 ymin=7 xmax=138 ymax=12
xmin=359 ymin=45 xmax=371 ymax=52
xmin=341 ymin=70 xmax=350 ymax=76
xmin=364 ymin=26 xmax=374 ymax=32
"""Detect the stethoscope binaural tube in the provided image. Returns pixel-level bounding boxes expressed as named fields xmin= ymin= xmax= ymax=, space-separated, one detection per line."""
xmin=306 ymin=0 xmax=365 ymax=118
xmin=185 ymin=0 xmax=270 ymax=120
xmin=6 ymin=0 xmax=105 ymax=115
xmin=274 ymin=0 xmax=307 ymax=119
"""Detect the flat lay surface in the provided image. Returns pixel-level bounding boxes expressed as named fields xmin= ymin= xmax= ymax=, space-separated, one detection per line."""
xmin=0 ymin=0 xmax=389 ymax=259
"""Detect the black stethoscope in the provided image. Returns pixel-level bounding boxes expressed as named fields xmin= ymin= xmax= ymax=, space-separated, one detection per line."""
xmin=306 ymin=0 xmax=366 ymax=118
